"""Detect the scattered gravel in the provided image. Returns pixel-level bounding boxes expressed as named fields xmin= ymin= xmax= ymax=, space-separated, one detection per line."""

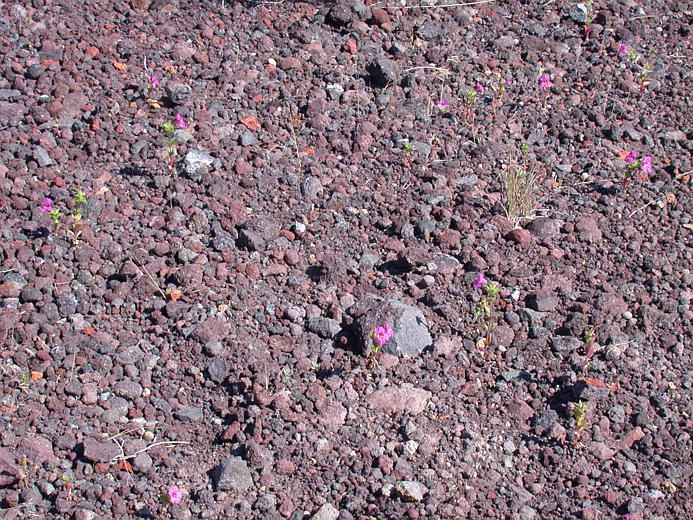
xmin=0 ymin=1 xmax=691 ymax=519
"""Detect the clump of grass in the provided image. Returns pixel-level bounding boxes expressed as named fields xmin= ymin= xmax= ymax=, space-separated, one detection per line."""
xmin=499 ymin=158 xmax=539 ymax=227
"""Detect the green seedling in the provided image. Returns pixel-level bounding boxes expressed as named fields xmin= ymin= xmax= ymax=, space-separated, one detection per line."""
xmin=474 ymin=277 xmax=500 ymax=348
xmin=18 ymin=457 xmax=29 ymax=488
xmin=573 ymin=400 xmax=589 ymax=444
xmin=60 ymin=474 xmax=73 ymax=501
xmin=48 ymin=209 xmax=62 ymax=231
xmin=162 ymin=121 xmax=176 ymax=167
xmin=582 ymin=328 xmax=596 ymax=372
xmin=403 ymin=142 xmax=413 ymax=159
xmin=310 ymin=361 xmax=320 ymax=371
xmin=464 ymin=89 xmax=477 ymax=120
xmin=69 ymin=189 xmax=87 ymax=246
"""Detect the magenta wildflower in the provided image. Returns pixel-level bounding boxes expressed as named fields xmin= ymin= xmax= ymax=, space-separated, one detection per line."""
xmin=641 ymin=155 xmax=652 ymax=173
xmin=539 ymin=74 xmax=552 ymax=91
xmin=473 ymin=273 xmax=488 ymax=289
xmin=475 ymin=82 xmax=486 ymax=94
xmin=437 ymin=99 xmax=448 ymax=111
xmin=168 ymin=486 xmax=182 ymax=504
xmin=373 ymin=322 xmax=394 ymax=346
xmin=505 ymin=79 xmax=512 ymax=86
xmin=41 ymin=198 xmax=53 ymax=213
xmin=175 ymin=113 xmax=186 ymax=129
xmin=151 ymin=75 xmax=160 ymax=87
xmin=624 ymin=151 xmax=637 ymax=163
xmin=618 ymin=43 xmax=627 ymax=57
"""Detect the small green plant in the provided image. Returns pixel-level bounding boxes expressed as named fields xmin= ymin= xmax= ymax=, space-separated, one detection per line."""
xmin=282 ymin=368 xmax=292 ymax=378
xmin=41 ymin=190 xmax=88 ymax=246
xmin=366 ymin=322 xmax=394 ymax=370
xmin=18 ymin=456 xmax=30 ymax=488
xmin=638 ymin=62 xmax=653 ymax=92
xmin=573 ymin=400 xmax=589 ymax=443
xmin=161 ymin=113 xmax=186 ymax=170
xmin=583 ymin=1 xmax=595 ymax=38
xmin=582 ymin=327 xmax=596 ymax=373
xmin=624 ymin=49 xmax=653 ymax=93
xmin=403 ymin=141 xmax=413 ymax=159
xmin=622 ymin=151 xmax=652 ymax=188
xmin=473 ymin=274 xmax=500 ymax=348
xmin=60 ymin=474 xmax=73 ymax=501
xmin=310 ymin=361 xmax=320 ymax=371
xmin=464 ymin=89 xmax=477 ymax=119
xmin=162 ymin=121 xmax=176 ymax=166
xmin=500 ymin=161 xmax=538 ymax=227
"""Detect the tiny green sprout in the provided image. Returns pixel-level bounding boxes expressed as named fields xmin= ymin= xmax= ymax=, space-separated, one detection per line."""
xmin=573 ymin=400 xmax=589 ymax=442
xmin=48 ymin=208 xmax=62 ymax=231
xmin=282 ymin=368 xmax=292 ymax=378
xmin=521 ymin=142 xmax=530 ymax=155
xmin=310 ymin=361 xmax=320 ymax=371
xmin=474 ymin=278 xmax=501 ymax=348
xmin=162 ymin=122 xmax=175 ymax=137
xmin=73 ymin=189 xmax=87 ymax=211
xmin=403 ymin=142 xmax=413 ymax=158
xmin=60 ymin=474 xmax=73 ymax=501
xmin=465 ymin=89 xmax=477 ymax=106
xmin=584 ymin=328 xmax=596 ymax=346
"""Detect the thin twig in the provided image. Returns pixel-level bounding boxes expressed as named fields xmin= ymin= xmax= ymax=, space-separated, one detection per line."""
xmin=111 ymin=440 xmax=191 ymax=462
xmin=126 ymin=251 xmax=166 ymax=299
xmin=68 ymin=351 xmax=76 ymax=383
xmin=397 ymin=0 xmax=497 ymax=8
xmin=627 ymin=199 xmax=657 ymax=219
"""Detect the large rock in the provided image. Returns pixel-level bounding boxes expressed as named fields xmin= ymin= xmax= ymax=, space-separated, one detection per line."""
xmin=212 ymin=456 xmax=254 ymax=492
xmin=366 ymin=56 xmax=399 ymax=87
xmin=349 ymin=294 xmax=432 ymax=358
xmin=366 ymin=384 xmax=431 ymax=415
xmin=182 ymin=150 xmax=214 ymax=182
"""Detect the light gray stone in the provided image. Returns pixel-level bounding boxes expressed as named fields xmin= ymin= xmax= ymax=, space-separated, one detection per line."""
xmin=394 ymin=480 xmax=428 ymax=502
xmin=212 ymin=456 xmax=254 ymax=492
xmin=311 ymin=503 xmax=339 ymax=520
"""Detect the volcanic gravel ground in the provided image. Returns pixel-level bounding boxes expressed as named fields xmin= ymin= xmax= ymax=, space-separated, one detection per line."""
xmin=0 ymin=1 xmax=692 ymax=519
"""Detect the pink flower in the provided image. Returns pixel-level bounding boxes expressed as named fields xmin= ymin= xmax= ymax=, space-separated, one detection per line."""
xmin=473 ymin=273 xmax=487 ymax=289
xmin=539 ymin=74 xmax=552 ymax=91
xmin=618 ymin=43 xmax=627 ymax=57
xmin=151 ymin=75 xmax=160 ymax=87
xmin=505 ymin=79 xmax=512 ymax=86
xmin=641 ymin=155 xmax=652 ymax=173
xmin=168 ymin=486 xmax=182 ymax=504
xmin=475 ymin=82 xmax=486 ymax=94
xmin=41 ymin=198 xmax=53 ymax=213
xmin=373 ymin=322 xmax=394 ymax=346
xmin=437 ymin=99 xmax=448 ymax=111
xmin=624 ymin=151 xmax=637 ymax=163
xmin=175 ymin=113 xmax=186 ymax=129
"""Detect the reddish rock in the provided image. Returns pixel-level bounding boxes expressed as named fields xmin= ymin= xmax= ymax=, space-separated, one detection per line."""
xmin=508 ymin=228 xmax=531 ymax=244
xmin=366 ymin=385 xmax=431 ymax=415
xmin=371 ymin=8 xmax=391 ymax=26
xmin=190 ymin=317 xmax=231 ymax=343
xmin=276 ymin=459 xmax=295 ymax=475
xmin=277 ymin=57 xmax=302 ymax=70
xmin=342 ymin=38 xmax=358 ymax=54
xmin=507 ymin=400 xmax=535 ymax=421
xmin=84 ymin=46 xmax=100 ymax=58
